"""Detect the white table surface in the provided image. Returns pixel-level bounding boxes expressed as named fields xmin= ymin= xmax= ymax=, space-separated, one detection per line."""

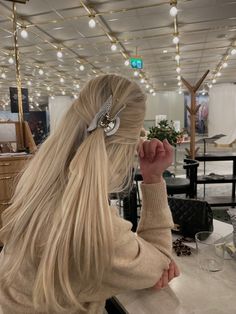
xmin=117 ymin=220 xmax=236 ymax=314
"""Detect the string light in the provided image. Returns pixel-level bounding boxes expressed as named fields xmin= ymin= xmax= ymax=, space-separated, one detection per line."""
xmin=222 ymin=62 xmax=228 ymax=68
xmin=8 ymin=56 xmax=14 ymax=64
xmin=27 ymin=80 xmax=32 ymax=86
xmin=177 ymin=75 xmax=181 ymax=80
xmin=208 ymin=84 xmax=213 ymax=88
xmin=62 ymin=90 xmax=66 ymax=95
xmin=50 ymin=95 xmax=55 ymax=100
xmin=231 ymin=48 xmax=236 ymax=55
xmin=145 ymin=84 xmax=150 ymax=89
xmin=88 ymin=17 xmax=96 ymax=28
xmin=212 ymin=78 xmax=216 ymax=84
xmin=47 ymin=86 xmax=51 ymax=91
xmin=36 ymin=92 xmax=41 ymax=97
xmin=1 ymin=73 xmax=6 ymax=79
xmin=216 ymin=72 xmax=222 ymax=77
xmin=20 ymin=28 xmax=28 ymax=39
xmin=124 ymin=59 xmax=129 ymax=66
xmin=177 ymin=81 xmax=182 ymax=86
xmin=169 ymin=6 xmax=178 ymax=17
xmin=175 ymin=54 xmax=180 ymax=62
xmin=134 ymin=70 xmax=139 ymax=77
xmin=79 ymin=65 xmax=85 ymax=71
xmin=111 ymin=43 xmax=117 ymax=51
xmin=60 ymin=77 xmax=65 ymax=83
xmin=76 ymin=84 xmax=80 ymax=89
xmin=178 ymin=89 xmax=182 ymax=94
xmin=57 ymin=50 xmax=63 ymax=58
xmin=176 ymin=67 xmax=181 ymax=73
xmin=173 ymin=36 xmax=179 ymax=44
xmin=140 ymin=78 xmax=145 ymax=83
xmin=38 ymin=68 xmax=44 ymax=75
xmin=152 ymin=92 xmax=156 ymax=96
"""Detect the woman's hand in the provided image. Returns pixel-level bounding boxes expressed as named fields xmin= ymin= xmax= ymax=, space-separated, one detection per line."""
xmin=153 ymin=260 xmax=180 ymax=290
xmin=138 ymin=138 xmax=173 ymax=184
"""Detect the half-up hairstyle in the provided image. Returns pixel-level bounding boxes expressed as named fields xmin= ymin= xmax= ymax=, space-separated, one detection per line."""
xmin=0 ymin=74 xmax=146 ymax=313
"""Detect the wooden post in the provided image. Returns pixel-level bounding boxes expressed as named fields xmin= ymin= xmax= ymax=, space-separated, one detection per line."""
xmin=181 ymin=70 xmax=210 ymax=159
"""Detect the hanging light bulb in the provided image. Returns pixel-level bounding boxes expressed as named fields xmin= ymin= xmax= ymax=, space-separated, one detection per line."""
xmin=124 ymin=59 xmax=129 ymax=66
xmin=8 ymin=56 xmax=14 ymax=64
xmin=47 ymin=86 xmax=51 ymax=91
xmin=62 ymin=90 xmax=66 ymax=95
xmin=36 ymin=103 xmax=39 ymax=107
xmin=27 ymin=80 xmax=32 ymax=86
xmin=1 ymin=73 xmax=6 ymax=79
xmin=152 ymin=92 xmax=156 ymax=96
xmin=177 ymin=75 xmax=181 ymax=80
xmin=178 ymin=89 xmax=183 ymax=94
xmin=29 ymin=97 xmax=33 ymax=102
xmin=175 ymin=54 xmax=180 ymax=62
xmin=173 ymin=36 xmax=179 ymax=44
xmin=79 ymin=65 xmax=85 ymax=71
xmin=50 ymin=95 xmax=55 ymax=100
xmin=60 ymin=77 xmax=65 ymax=83
xmin=176 ymin=67 xmax=181 ymax=73
xmin=37 ymin=92 xmax=41 ymax=97
xmin=73 ymin=94 xmax=78 ymax=99
xmin=212 ymin=78 xmax=216 ymax=84
xmin=178 ymin=81 xmax=182 ymax=86
xmin=57 ymin=49 xmax=63 ymax=58
xmin=134 ymin=70 xmax=139 ymax=77
xmin=140 ymin=78 xmax=145 ymax=84
xmin=30 ymin=104 xmax=34 ymax=109
xmin=208 ymin=84 xmax=213 ymax=88
xmin=111 ymin=43 xmax=117 ymax=51
xmin=216 ymin=72 xmax=222 ymax=77
xmin=76 ymin=84 xmax=80 ymax=89
xmin=231 ymin=48 xmax=236 ymax=55
xmin=150 ymin=88 xmax=154 ymax=93
xmin=88 ymin=17 xmax=96 ymax=28
xmin=222 ymin=62 xmax=228 ymax=68
xmin=20 ymin=28 xmax=28 ymax=39
xmin=145 ymin=84 xmax=150 ymax=89
xmin=38 ymin=68 xmax=44 ymax=75
xmin=169 ymin=6 xmax=178 ymax=17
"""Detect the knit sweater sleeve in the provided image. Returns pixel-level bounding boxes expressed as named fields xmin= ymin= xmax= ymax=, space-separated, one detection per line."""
xmin=82 ymin=180 xmax=174 ymax=302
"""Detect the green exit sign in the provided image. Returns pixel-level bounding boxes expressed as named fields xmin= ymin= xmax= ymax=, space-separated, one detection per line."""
xmin=130 ymin=58 xmax=143 ymax=69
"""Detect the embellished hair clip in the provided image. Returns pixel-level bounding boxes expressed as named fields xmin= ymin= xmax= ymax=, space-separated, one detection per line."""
xmin=87 ymin=95 xmax=126 ymax=136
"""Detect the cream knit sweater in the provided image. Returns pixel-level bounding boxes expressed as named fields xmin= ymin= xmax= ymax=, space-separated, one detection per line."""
xmin=0 ymin=180 xmax=174 ymax=314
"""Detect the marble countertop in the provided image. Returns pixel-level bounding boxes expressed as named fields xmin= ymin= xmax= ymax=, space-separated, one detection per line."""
xmin=117 ymin=220 xmax=236 ymax=314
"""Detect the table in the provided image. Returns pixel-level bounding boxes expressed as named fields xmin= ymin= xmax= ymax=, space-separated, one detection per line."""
xmin=195 ymin=153 xmax=236 ymax=206
xmin=117 ymin=220 xmax=236 ymax=314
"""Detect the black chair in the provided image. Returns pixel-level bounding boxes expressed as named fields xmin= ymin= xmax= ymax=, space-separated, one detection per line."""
xmin=165 ymin=158 xmax=199 ymax=198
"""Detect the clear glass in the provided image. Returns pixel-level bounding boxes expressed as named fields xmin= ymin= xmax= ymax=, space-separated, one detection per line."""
xmin=195 ymin=231 xmax=225 ymax=272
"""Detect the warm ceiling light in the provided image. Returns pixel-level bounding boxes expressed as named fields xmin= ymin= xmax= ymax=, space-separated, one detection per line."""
xmin=37 ymin=92 xmax=41 ymax=97
xmin=79 ymin=65 xmax=85 ymax=71
xmin=177 ymin=75 xmax=181 ymax=80
xmin=46 ymin=86 xmax=51 ymax=91
xmin=173 ymin=36 xmax=179 ymax=44
xmin=30 ymin=104 xmax=34 ymax=109
xmin=62 ymin=90 xmax=66 ymax=95
xmin=38 ymin=69 xmax=44 ymax=75
xmin=27 ymin=80 xmax=32 ymax=86
xmin=178 ymin=89 xmax=182 ymax=94
xmin=175 ymin=54 xmax=180 ymax=62
xmin=134 ymin=70 xmax=139 ymax=77
xmin=163 ymin=82 xmax=167 ymax=86
xmin=124 ymin=59 xmax=129 ymax=66
xmin=208 ymin=84 xmax=213 ymax=88
xmin=202 ymin=90 xmax=206 ymax=95
xmin=145 ymin=84 xmax=150 ymax=89
xmin=163 ymin=49 xmax=168 ymax=53
xmin=178 ymin=81 xmax=182 ymax=86
xmin=111 ymin=43 xmax=117 ymax=51
xmin=88 ymin=18 xmax=96 ymax=28
xmin=212 ymin=78 xmax=216 ymax=84
xmin=50 ymin=95 xmax=55 ymax=99
xmin=20 ymin=28 xmax=28 ymax=39
xmin=231 ymin=48 xmax=236 ymax=55
xmin=8 ymin=56 xmax=14 ymax=64
xmin=216 ymin=72 xmax=222 ymax=77
xmin=1 ymin=73 xmax=6 ymax=79
xmin=60 ymin=77 xmax=65 ymax=83
xmin=73 ymin=94 xmax=78 ymax=99
xmin=222 ymin=62 xmax=228 ymax=68
xmin=57 ymin=50 xmax=63 ymax=58
xmin=169 ymin=6 xmax=178 ymax=17
xmin=152 ymin=92 xmax=156 ymax=96
xmin=76 ymin=84 xmax=80 ymax=89
xmin=150 ymin=88 xmax=154 ymax=93
xmin=176 ymin=67 xmax=181 ymax=73
xmin=140 ymin=78 xmax=145 ymax=83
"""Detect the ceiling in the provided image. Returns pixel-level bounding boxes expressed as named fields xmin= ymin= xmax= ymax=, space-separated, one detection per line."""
xmin=0 ymin=0 xmax=236 ymax=109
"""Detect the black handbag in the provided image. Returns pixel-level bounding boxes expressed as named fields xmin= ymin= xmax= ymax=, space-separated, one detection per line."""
xmin=168 ymin=197 xmax=214 ymax=238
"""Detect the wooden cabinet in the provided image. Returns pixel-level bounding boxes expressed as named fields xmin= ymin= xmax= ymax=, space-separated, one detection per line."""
xmin=0 ymin=154 xmax=31 ymax=244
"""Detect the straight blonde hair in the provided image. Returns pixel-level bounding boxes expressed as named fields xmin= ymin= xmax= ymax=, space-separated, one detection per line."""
xmin=0 ymin=74 xmax=146 ymax=313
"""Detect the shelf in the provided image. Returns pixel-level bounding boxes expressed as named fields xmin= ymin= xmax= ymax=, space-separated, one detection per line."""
xmin=200 ymin=196 xmax=236 ymax=207
xmin=197 ymin=174 xmax=236 ymax=184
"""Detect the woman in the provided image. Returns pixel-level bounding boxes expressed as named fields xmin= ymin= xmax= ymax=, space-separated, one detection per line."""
xmin=0 ymin=74 xmax=178 ymax=314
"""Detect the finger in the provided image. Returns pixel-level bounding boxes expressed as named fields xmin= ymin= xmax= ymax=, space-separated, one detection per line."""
xmin=162 ymin=270 xmax=169 ymax=287
xmin=148 ymin=139 xmax=160 ymax=161
xmin=168 ymin=261 xmax=175 ymax=281
xmin=137 ymin=139 xmax=144 ymax=158
xmin=163 ymin=139 xmax=173 ymax=154
xmin=174 ymin=262 xmax=180 ymax=277
xmin=142 ymin=140 xmax=150 ymax=159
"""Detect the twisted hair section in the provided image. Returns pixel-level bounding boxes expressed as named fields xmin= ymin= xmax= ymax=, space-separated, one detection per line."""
xmin=0 ymin=74 xmax=146 ymax=313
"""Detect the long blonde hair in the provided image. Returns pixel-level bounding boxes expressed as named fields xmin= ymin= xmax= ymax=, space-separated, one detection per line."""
xmin=0 ymin=74 xmax=146 ymax=313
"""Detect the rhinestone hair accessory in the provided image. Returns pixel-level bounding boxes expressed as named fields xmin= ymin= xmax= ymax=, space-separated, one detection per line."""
xmin=87 ymin=95 xmax=126 ymax=136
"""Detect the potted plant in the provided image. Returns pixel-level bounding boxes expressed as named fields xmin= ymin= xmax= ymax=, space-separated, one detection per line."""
xmin=148 ymin=119 xmax=183 ymax=146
